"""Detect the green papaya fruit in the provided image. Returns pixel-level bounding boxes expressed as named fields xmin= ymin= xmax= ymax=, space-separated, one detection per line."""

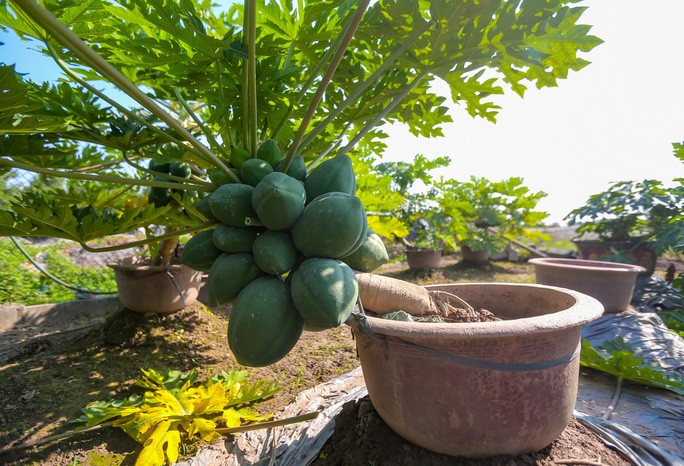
xmin=252 ymin=172 xmax=306 ymax=230
xmin=241 ymin=158 xmax=274 ymax=187
xmin=230 ymin=146 xmax=252 ymax=169
xmin=179 ymin=229 xmax=223 ymax=272
xmin=291 ymin=192 xmax=367 ymax=259
xmin=227 ymin=277 xmax=304 ymax=367
xmin=194 ymin=195 xmax=216 ymax=220
xmin=208 ymin=183 xmax=259 ymax=227
xmin=212 ymin=224 xmax=260 ymax=253
xmin=304 ymin=154 xmax=355 ymax=202
xmin=148 ymin=176 xmax=171 ymax=206
xmin=252 ymin=230 xmax=299 ymax=276
xmin=205 ymin=252 xmax=262 ymax=306
xmin=169 ymin=162 xmax=191 ymax=178
xmin=342 ymin=230 xmax=389 ymax=272
xmin=207 ymin=167 xmax=241 ymax=186
xmin=256 ymin=139 xmax=282 ymax=168
xmin=291 ymin=258 xmax=358 ymax=330
xmin=148 ymin=160 xmax=171 ymax=174
xmin=276 ymin=155 xmax=307 ymax=182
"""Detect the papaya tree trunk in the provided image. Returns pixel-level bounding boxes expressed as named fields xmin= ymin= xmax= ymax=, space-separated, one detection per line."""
xmin=154 ymin=236 xmax=179 ymax=268
xmin=356 ymin=273 xmax=474 ymax=318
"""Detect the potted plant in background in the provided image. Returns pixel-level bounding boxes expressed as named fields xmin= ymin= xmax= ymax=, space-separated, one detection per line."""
xmin=0 ymin=0 xmax=604 ymax=460
xmin=565 ymin=178 xmax=684 ymax=275
xmin=438 ymin=176 xmax=550 ymax=264
xmin=403 ymin=214 xmax=454 ymax=270
xmin=375 ymin=154 xmax=453 ymax=269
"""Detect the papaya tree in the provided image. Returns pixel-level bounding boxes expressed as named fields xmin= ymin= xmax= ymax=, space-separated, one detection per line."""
xmin=0 ymin=0 xmax=602 ymax=365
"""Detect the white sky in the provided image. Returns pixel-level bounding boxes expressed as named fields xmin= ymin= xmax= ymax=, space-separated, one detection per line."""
xmin=2 ymin=0 xmax=684 ymax=224
xmin=382 ymin=0 xmax=684 ymax=224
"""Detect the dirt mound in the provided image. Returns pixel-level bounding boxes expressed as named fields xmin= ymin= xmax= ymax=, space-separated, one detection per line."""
xmin=313 ymin=396 xmax=631 ymax=466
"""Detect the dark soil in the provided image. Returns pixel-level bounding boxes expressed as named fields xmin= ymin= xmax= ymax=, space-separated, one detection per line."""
xmin=313 ymin=396 xmax=631 ymax=466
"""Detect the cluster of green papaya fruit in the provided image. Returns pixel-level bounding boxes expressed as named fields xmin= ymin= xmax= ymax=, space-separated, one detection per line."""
xmin=179 ymin=140 xmax=389 ymax=367
xmin=147 ymin=161 xmax=195 ymax=207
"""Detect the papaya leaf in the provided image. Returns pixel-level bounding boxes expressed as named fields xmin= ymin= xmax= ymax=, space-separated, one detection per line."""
xmin=72 ymin=368 xmax=279 ymax=466
xmin=580 ymin=338 xmax=684 ymax=395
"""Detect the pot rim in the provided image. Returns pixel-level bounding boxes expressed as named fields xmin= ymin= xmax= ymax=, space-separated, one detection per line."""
xmin=529 ymin=257 xmax=646 ymax=274
xmin=350 ymin=282 xmax=603 ymax=339
xmin=107 ymin=259 xmax=194 ymax=273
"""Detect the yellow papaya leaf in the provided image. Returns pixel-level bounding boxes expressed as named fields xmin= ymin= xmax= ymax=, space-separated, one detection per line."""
xmin=222 ymin=408 xmax=243 ymax=428
xmin=186 ymin=417 xmax=220 ymax=442
xmin=191 ymin=381 xmax=229 ymax=414
xmin=134 ymin=419 xmax=181 ymax=466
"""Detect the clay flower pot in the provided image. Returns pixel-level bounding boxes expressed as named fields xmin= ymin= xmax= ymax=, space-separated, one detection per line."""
xmin=349 ymin=283 xmax=603 ymax=458
xmin=108 ymin=258 xmax=202 ymax=313
xmin=529 ymin=257 xmax=645 ymax=313
xmin=460 ymin=244 xmax=490 ymax=264
xmin=405 ymin=249 xmax=442 ymax=270
xmin=573 ymin=239 xmax=656 ymax=275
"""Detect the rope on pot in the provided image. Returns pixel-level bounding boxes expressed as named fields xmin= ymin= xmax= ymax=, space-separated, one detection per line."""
xmin=353 ymin=326 xmax=582 ymax=372
xmin=164 ymin=265 xmax=187 ymax=309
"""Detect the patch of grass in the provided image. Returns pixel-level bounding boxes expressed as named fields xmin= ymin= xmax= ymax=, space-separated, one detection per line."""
xmin=0 ymin=238 xmax=117 ymax=305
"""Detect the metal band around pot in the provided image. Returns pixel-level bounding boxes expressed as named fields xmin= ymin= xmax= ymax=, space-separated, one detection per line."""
xmin=353 ymin=314 xmax=581 ymax=372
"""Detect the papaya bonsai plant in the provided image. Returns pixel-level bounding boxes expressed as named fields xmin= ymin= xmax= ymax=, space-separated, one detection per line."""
xmin=1 ymin=0 xmax=600 ymax=369
xmin=0 ymin=0 xmax=606 ymax=459
xmin=438 ymin=176 xmax=550 ymax=263
xmin=565 ymin=177 xmax=684 ymax=273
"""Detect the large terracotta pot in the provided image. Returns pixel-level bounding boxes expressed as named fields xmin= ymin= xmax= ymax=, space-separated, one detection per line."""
xmin=573 ymin=239 xmax=656 ymax=275
xmin=405 ymin=249 xmax=442 ymax=270
xmin=349 ymin=283 xmax=603 ymax=458
xmin=530 ymin=257 xmax=645 ymax=313
xmin=108 ymin=259 xmax=202 ymax=313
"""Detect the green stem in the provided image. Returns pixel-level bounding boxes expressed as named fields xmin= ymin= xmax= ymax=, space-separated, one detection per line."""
xmin=305 ymin=125 xmax=350 ymax=170
xmin=173 ymin=88 xmax=234 ymax=165
xmin=0 ymin=158 xmax=213 ymax=192
xmin=241 ymin=1 xmax=250 ymax=151
xmin=215 ymin=411 xmax=318 ymax=435
xmin=80 ymin=221 xmax=217 ymax=253
xmin=338 ymin=70 xmax=429 ymax=156
xmin=247 ymin=0 xmax=258 ymax=155
xmin=299 ymin=20 xmax=434 ymax=152
xmin=270 ymin=14 xmax=346 ymax=141
xmin=45 ymin=42 xmax=206 ymax=161
xmin=281 ymin=0 xmax=371 ymax=171
xmin=12 ymin=0 xmax=232 ymax=176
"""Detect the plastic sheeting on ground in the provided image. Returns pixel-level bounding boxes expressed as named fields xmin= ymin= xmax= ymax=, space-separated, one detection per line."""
xmin=576 ymin=274 xmax=684 ymax=464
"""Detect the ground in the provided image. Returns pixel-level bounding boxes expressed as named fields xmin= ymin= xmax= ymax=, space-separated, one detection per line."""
xmin=0 ymin=254 xmax=677 ymax=465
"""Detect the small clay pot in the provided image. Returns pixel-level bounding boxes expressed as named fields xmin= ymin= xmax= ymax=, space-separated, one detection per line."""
xmin=108 ymin=258 xmax=202 ymax=313
xmin=405 ymin=249 xmax=442 ymax=270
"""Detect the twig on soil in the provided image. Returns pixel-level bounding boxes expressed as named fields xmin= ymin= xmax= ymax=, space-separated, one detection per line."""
xmin=215 ymin=411 xmax=319 ymax=435
xmin=602 ymin=376 xmax=624 ymax=421
xmin=555 ymin=459 xmax=602 ymax=466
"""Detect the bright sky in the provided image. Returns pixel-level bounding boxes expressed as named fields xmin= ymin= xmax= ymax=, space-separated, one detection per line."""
xmin=382 ymin=0 xmax=684 ymax=224
xmin=2 ymin=0 xmax=684 ymax=225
